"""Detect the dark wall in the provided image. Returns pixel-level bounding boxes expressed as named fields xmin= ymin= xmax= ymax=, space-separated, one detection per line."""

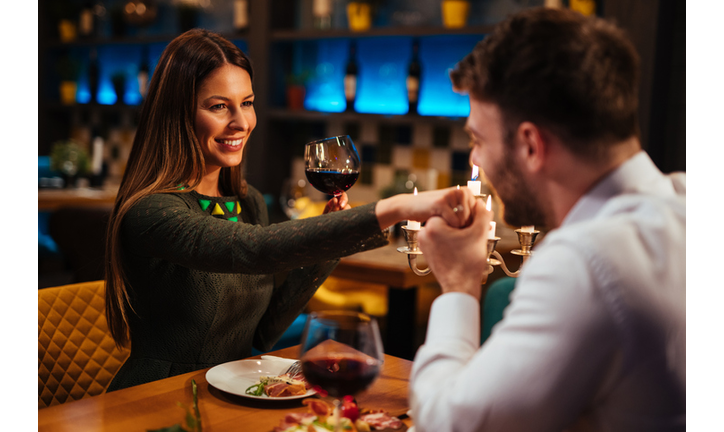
xmin=604 ymin=0 xmax=685 ymax=173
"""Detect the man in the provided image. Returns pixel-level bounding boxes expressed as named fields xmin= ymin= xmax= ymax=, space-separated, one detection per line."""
xmin=411 ymin=7 xmax=685 ymax=432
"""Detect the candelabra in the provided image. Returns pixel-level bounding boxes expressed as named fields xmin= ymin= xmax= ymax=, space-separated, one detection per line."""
xmin=397 ymin=226 xmax=540 ymax=280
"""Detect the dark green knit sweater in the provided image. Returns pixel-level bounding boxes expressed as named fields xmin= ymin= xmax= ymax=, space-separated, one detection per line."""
xmin=107 ymin=186 xmax=388 ymax=391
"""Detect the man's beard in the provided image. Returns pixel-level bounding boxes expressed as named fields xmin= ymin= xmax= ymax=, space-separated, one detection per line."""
xmin=483 ymin=150 xmax=548 ymax=229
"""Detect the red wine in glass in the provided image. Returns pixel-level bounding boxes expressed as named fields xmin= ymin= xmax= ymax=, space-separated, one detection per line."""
xmin=301 ymin=353 xmax=381 ymax=398
xmin=304 ymin=169 xmax=360 ymax=197
xmin=304 ymin=135 xmax=360 ymax=197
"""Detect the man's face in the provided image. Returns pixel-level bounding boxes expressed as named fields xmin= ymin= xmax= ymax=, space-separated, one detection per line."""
xmin=466 ymin=98 xmax=547 ymax=228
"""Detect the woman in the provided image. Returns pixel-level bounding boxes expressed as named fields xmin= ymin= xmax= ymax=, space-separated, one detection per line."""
xmin=105 ymin=29 xmax=474 ymax=391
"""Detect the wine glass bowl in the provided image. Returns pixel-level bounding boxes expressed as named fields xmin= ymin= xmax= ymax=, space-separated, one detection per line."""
xmin=280 ymin=178 xmax=311 ymax=219
xmin=299 ymin=311 xmax=383 ymax=399
xmin=304 ymin=135 xmax=361 ymax=197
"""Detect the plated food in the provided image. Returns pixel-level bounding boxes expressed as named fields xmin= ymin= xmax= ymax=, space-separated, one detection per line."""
xmin=205 ymin=359 xmax=317 ymax=400
xmin=273 ymin=397 xmax=404 ymax=432
xmin=246 ymin=371 xmax=311 ymax=398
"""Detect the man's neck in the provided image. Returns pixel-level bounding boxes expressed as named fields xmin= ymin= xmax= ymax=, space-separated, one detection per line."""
xmin=545 ymin=136 xmax=641 ymax=228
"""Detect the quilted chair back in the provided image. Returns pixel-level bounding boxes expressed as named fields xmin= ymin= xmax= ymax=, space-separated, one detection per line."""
xmin=38 ymin=280 xmax=130 ymax=409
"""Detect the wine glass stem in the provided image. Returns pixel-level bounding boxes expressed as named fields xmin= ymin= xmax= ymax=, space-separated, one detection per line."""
xmin=333 ymin=399 xmax=342 ymax=432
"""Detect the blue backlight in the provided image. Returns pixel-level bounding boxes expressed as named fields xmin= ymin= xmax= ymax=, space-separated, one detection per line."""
xmin=302 ymin=34 xmax=484 ymax=117
xmin=303 ymin=39 xmax=348 ymax=113
xmin=417 ymin=35 xmax=481 ymax=117
xmin=74 ymin=40 xmax=247 ymax=106
xmin=355 ymin=37 xmax=409 ymax=115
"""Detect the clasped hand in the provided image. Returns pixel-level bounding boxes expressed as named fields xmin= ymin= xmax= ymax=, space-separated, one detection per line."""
xmin=418 ymin=194 xmax=494 ymax=301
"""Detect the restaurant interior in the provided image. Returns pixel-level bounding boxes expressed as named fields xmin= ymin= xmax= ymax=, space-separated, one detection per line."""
xmin=37 ymin=0 xmax=685 ymax=428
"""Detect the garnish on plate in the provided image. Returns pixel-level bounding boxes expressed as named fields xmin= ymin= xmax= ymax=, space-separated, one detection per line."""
xmin=273 ymin=397 xmax=404 ymax=432
xmin=245 ymin=371 xmax=312 ymax=398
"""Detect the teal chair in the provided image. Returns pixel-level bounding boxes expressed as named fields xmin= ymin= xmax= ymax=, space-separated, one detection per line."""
xmin=481 ymin=277 xmax=516 ymax=343
xmin=251 ymin=313 xmax=308 ymax=356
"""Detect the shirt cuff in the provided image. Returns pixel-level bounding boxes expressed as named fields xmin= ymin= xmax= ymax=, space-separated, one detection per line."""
xmin=425 ymin=292 xmax=480 ymax=348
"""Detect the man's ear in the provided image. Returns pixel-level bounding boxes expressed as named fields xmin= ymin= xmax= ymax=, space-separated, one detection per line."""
xmin=516 ymin=121 xmax=547 ymax=173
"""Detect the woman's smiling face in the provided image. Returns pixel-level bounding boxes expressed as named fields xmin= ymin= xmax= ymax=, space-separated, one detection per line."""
xmin=194 ymin=64 xmax=256 ymax=173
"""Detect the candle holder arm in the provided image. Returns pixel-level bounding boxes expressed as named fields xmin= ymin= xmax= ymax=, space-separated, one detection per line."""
xmin=491 ymin=250 xmax=522 ymax=278
xmin=407 ymin=254 xmax=431 ymax=276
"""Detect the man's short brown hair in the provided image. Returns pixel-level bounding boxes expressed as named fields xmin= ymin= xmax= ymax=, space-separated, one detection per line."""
xmin=451 ymin=7 xmax=640 ymax=158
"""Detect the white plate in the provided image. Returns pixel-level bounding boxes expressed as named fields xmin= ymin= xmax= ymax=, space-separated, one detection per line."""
xmin=205 ymin=359 xmax=316 ymax=400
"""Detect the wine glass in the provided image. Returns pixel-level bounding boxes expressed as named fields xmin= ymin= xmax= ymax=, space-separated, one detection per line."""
xmin=304 ymin=135 xmax=361 ymax=198
xmin=280 ymin=178 xmax=311 ymax=219
xmin=299 ymin=311 xmax=384 ymax=431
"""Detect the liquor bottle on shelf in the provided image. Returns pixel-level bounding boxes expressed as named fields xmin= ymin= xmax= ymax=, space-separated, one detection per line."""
xmin=313 ymin=0 xmax=333 ymax=30
xmin=407 ymin=38 xmax=421 ymax=115
xmin=79 ymin=1 xmax=106 ymax=39
xmin=90 ymin=129 xmax=106 ymax=187
xmin=138 ymin=46 xmax=150 ymax=99
xmin=344 ymin=40 xmax=358 ymax=112
xmin=88 ymin=48 xmax=100 ymax=104
xmin=79 ymin=2 xmax=95 ymax=39
xmin=233 ymin=0 xmax=249 ymax=32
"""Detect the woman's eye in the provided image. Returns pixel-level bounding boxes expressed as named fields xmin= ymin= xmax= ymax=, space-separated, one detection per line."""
xmin=242 ymin=100 xmax=254 ymax=108
xmin=210 ymin=103 xmax=226 ymax=110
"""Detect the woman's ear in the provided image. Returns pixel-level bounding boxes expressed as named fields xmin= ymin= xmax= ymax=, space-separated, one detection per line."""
xmin=516 ymin=121 xmax=547 ymax=173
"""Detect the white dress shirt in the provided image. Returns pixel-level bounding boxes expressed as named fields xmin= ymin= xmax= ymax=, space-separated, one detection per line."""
xmin=409 ymin=152 xmax=685 ymax=432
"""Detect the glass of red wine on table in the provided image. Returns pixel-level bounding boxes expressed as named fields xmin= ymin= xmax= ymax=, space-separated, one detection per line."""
xmin=299 ymin=311 xmax=384 ymax=432
xmin=304 ymin=135 xmax=360 ymax=199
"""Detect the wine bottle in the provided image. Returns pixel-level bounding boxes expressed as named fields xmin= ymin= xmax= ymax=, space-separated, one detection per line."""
xmin=407 ymin=38 xmax=421 ymax=115
xmin=138 ymin=46 xmax=150 ymax=99
xmin=79 ymin=2 xmax=95 ymax=39
xmin=313 ymin=0 xmax=332 ymax=30
xmin=90 ymin=132 xmax=105 ymax=187
xmin=233 ymin=0 xmax=249 ymax=33
xmin=344 ymin=40 xmax=358 ymax=112
xmin=88 ymin=48 xmax=100 ymax=104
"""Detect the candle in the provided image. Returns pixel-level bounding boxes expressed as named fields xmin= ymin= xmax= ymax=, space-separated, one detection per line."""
xmin=467 ymin=180 xmax=481 ymax=196
xmin=486 ymin=195 xmax=496 ymax=239
xmin=467 ymin=164 xmax=482 ymax=196
xmin=521 ymin=225 xmax=535 ymax=233
xmin=407 ymin=187 xmax=421 ymax=230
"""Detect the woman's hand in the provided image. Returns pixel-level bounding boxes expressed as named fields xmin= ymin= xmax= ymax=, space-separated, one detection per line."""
xmin=323 ymin=192 xmax=352 ymax=214
xmin=375 ymin=187 xmax=477 ymax=230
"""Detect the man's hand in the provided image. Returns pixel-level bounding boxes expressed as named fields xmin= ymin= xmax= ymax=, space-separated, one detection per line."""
xmin=323 ymin=192 xmax=352 ymax=214
xmin=417 ymin=201 xmax=493 ymax=301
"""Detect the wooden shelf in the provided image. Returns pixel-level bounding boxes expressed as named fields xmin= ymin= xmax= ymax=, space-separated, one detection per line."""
xmin=44 ymin=32 xmax=248 ymax=49
xmin=267 ymin=108 xmax=466 ymax=125
xmin=41 ymin=101 xmax=142 ymax=115
xmin=271 ymin=24 xmax=495 ymax=41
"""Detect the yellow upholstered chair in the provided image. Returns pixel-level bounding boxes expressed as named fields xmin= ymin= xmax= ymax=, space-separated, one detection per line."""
xmin=38 ymin=280 xmax=129 ymax=409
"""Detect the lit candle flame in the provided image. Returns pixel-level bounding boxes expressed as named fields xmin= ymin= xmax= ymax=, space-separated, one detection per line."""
xmin=486 ymin=195 xmax=492 ymax=211
xmin=414 ymin=187 xmax=418 ymax=196
xmin=471 ymin=165 xmax=479 ymax=181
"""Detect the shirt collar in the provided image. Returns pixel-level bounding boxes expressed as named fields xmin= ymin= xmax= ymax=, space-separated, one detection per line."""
xmin=561 ymin=151 xmax=667 ymax=227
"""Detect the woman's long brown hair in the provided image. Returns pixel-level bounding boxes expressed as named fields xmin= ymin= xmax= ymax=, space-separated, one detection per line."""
xmin=105 ymin=29 xmax=254 ymax=347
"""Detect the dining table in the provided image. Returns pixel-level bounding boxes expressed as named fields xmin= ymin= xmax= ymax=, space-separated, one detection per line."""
xmin=37 ymin=345 xmax=414 ymax=432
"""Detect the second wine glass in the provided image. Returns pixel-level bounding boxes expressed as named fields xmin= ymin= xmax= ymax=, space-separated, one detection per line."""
xmin=299 ymin=311 xmax=384 ymax=431
xmin=304 ymin=135 xmax=360 ymax=198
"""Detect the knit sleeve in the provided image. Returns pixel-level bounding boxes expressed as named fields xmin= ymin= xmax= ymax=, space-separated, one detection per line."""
xmin=121 ymin=191 xmax=388 ymax=274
